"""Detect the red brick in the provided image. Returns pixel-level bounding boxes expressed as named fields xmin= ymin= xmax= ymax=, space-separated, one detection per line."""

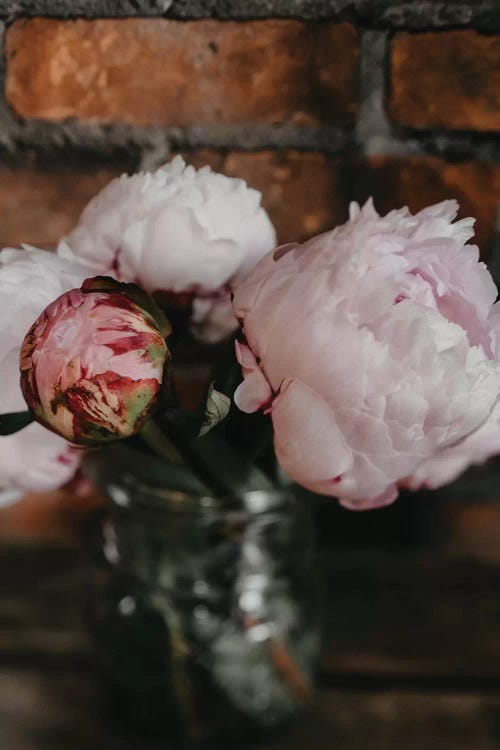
xmin=6 ymin=19 xmax=359 ymax=127
xmin=389 ymin=31 xmax=500 ymax=131
xmin=0 ymin=166 xmax=122 ymax=248
xmin=1 ymin=153 xmax=495 ymax=261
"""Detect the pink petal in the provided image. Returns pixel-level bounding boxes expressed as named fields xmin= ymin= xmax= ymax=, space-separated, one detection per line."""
xmin=339 ymin=484 xmax=399 ymax=512
xmin=271 ymin=378 xmax=353 ymax=491
xmin=235 ymin=340 xmax=258 ymax=369
xmin=234 ymin=369 xmax=272 ymax=413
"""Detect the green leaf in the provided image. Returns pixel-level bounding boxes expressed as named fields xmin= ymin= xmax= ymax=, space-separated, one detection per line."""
xmin=81 ymin=276 xmax=172 ymax=338
xmin=157 ymin=382 xmax=231 ymax=442
xmin=198 ymin=383 xmax=231 ymax=437
xmin=0 ymin=411 xmax=34 ymax=435
xmin=162 ymin=408 xmax=204 ymax=441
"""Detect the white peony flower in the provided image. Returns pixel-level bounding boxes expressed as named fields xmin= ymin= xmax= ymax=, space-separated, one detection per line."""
xmin=0 ymin=247 xmax=89 ymax=502
xmin=58 ymin=155 xmax=277 ymax=343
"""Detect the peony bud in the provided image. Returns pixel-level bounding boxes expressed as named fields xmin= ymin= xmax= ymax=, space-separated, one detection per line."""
xmin=20 ymin=279 xmax=169 ymax=445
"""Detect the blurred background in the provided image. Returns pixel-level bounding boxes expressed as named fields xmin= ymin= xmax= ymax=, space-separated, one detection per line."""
xmin=0 ymin=2 xmax=499 ymax=748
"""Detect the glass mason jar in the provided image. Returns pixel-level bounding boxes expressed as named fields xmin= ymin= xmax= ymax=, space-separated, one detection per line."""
xmin=83 ymin=447 xmax=321 ymax=746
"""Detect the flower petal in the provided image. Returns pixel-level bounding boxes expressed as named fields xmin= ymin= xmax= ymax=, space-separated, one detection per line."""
xmin=234 ymin=369 xmax=272 ymax=414
xmin=272 ymin=378 xmax=353 ymax=494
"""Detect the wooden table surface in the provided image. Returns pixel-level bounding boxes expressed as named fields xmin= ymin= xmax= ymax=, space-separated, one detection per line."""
xmin=1 ymin=528 xmax=500 ymax=750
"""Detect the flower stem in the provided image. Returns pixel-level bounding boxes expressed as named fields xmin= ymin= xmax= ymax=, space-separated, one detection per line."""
xmin=160 ymin=414 xmax=233 ymax=499
xmin=150 ymin=592 xmax=201 ymax=743
xmin=140 ymin=416 xmax=233 ymax=499
xmin=139 ymin=419 xmax=183 ymax=464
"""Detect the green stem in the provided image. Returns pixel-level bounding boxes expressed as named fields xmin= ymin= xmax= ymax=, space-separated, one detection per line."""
xmin=150 ymin=593 xmax=201 ymax=743
xmin=161 ymin=414 xmax=233 ymax=499
xmin=140 ymin=416 xmax=232 ymax=499
xmin=139 ymin=419 xmax=182 ymax=464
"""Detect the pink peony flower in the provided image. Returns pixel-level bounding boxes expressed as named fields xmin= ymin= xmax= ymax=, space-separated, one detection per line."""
xmin=20 ymin=280 xmax=169 ymax=445
xmin=406 ymin=305 xmax=500 ymax=490
xmin=404 ymin=399 xmax=500 ymax=491
xmin=0 ymin=247 xmax=89 ymax=501
xmin=233 ymin=199 xmax=500 ymax=510
xmin=58 ymin=156 xmax=276 ymax=343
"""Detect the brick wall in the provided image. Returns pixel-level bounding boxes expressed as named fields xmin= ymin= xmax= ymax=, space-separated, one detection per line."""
xmin=0 ymin=2 xmax=498 ymax=259
xmin=0 ymin=1 xmax=499 ymax=539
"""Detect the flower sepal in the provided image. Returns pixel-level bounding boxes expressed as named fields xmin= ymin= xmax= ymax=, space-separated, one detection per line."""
xmin=0 ymin=410 xmax=34 ymax=435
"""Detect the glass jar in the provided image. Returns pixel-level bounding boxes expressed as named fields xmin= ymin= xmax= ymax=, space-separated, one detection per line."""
xmin=84 ymin=449 xmax=321 ymax=745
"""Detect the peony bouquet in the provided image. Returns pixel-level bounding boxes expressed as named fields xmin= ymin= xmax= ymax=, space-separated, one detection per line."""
xmin=1 ymin=155 xmax=500 ymax=510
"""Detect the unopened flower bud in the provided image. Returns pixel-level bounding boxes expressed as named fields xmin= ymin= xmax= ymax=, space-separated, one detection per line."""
xmin=20 ymin=280 xmax=169 ymax=445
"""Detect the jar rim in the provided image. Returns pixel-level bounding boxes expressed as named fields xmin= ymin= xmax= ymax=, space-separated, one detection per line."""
xmin=116 ymin=475 xmax=292 ymax=515
xmin=109 ymin=477 xmax=294 ymax=516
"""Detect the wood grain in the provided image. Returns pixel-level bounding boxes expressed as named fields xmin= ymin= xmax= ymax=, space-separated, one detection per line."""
xmin=1 ymin=545 xmax=500 ymax=678
xmin=0 ymin=669 xmax=499 ymax=750
xmin=0 ymin=543 xmax=500 ymax=747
